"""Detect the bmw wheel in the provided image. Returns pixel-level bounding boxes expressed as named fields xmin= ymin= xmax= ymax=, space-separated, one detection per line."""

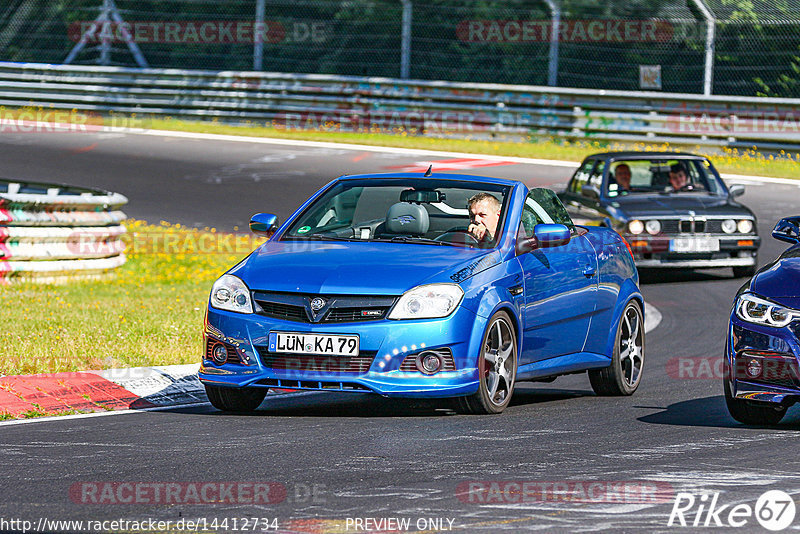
xmin=589 ymin=300 xmax=644 ymax=396
xmin=461 ymin=311 xmax=517 ymax=414
xmin=205 ymin=385 xmax=267 ymax=413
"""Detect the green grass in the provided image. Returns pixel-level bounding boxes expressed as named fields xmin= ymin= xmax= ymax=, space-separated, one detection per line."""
xmin=0 ymin=221 xmax=259 ymax=375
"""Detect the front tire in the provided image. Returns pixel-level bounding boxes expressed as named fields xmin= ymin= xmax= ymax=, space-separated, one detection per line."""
xmin=589 ymin=300 xmax=644 ymax=396
xmin=460 ymin=311 xmax=517 ymax=414
xmin=723 ymin=379 xmax=786 ymax=425
xmin=205 ymin=384 xmax=267 ymax=413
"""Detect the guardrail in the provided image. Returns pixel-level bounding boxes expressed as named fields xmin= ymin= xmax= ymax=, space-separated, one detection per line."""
xmin=0 ymin=178 xmax=127 ymax=283
xmin=2 ymin=61 xmax=800 ymax=151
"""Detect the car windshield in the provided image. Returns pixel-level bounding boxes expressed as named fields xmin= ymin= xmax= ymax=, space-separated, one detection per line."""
xmin=282 ymin=178 xmax=510 ymax=248
xmin=606 ymin=159 xmax=725 ymax=196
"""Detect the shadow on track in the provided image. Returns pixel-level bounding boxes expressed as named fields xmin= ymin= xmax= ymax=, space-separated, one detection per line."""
xmin=637 ymin=395 xmax=800 ymax=429
xmin=638 ymin=268 xmax=739 ymax=285
xmin=172 ymin=384 xmax=595 ymax=418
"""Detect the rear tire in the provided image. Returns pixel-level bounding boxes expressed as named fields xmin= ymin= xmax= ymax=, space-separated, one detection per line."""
xmin=205 ymin=384 xmax=267 ymax=413
xmin=589 ymin=300 xmax=644 ymax=396
xmin=460 ymin=311 xmax=517 ymax=415
xmin=723 ymin=379 xmax=786 ymax=425
xmin=732 ymin=264 xmax=757 ymax=278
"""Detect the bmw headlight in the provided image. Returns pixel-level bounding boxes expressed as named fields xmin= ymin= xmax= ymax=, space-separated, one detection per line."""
xmin=721 ymin=219 xmax=737 ymax=234
xmin=628 ymin=220 xmax=644 ymax=235
xmin=737 ymin=219 xmax=754 ymax=234
xmin=735 ymin=293 xmax=797 ymax=328
xmin=210 ymin=274 xmax=253 ymax=314
xmin=388 ymin=284 xmax=464 ymax=320
xmin=645 ymin=220 xmax=661 ymax=235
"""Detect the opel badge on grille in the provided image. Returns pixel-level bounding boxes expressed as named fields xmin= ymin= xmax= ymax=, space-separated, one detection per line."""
xmin=310 ymin=297 xmax=326 ymax=312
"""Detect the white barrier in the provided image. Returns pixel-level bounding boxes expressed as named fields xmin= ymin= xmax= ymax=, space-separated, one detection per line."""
xmin=0 ymin=178 xmax=128 ymax=282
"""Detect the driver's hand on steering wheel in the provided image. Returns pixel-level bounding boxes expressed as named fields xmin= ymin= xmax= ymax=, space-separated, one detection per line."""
xmin=468 ymin=222 xmax=491 ymax=242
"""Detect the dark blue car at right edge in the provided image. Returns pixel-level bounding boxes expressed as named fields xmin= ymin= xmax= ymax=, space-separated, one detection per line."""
xmin=725 ymin=216 xmax=800 ymax=425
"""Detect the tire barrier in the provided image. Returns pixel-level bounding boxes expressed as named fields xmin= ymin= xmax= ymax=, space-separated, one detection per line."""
xmin=0 ymin=178 xmax=127 ymax=283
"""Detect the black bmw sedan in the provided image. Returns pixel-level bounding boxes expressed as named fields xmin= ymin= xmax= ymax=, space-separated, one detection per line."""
xmin=559 ymin=152 xmax=760 ymax=277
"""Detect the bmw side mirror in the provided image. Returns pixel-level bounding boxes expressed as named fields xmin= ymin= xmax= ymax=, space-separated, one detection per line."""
xmin=773 ymin=216 xmax=800 ymax=244
xmin=581 ymin=184 xmax=601 ymax=200
xmin=728 ymin=184 xmax=745 ymax=198
xmin=250 ymin=213 xmax=279 ymax=238
xmin=516 ymin=224 xmax=571 ymax=254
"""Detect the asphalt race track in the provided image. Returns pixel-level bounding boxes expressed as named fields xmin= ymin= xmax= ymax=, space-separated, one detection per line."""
xmin=2 ymin=130 xmax=800 ymax=532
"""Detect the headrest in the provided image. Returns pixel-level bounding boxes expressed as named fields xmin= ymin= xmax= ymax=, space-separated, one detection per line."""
xmin=385 ymin=202 xmax=430 ymax=235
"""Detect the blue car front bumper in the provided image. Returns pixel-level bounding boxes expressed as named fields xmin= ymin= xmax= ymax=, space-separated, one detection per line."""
xmin=726 ymin=313 xmax=800 ymax=405
xmin=198 ymin=305 xmax=489 ymax=398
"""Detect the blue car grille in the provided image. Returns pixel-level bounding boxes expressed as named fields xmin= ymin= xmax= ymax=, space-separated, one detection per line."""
xmin=255 ymin=347 xmax=377 ymax=374
xmin=252 ymin=291 xmax=396 ymax=324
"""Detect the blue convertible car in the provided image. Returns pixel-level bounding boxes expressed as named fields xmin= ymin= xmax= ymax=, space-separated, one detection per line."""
xmin=199 ymin=173 xmax=645 ymax=414
xmin=725 ymin=216 xmax=800 ymax=425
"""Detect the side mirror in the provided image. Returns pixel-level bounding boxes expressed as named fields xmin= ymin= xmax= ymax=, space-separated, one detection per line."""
xmin=773 ymin=216 xmax=800 ymax=244
xmin=250 ymin=213 xmax=279 ymax=238
xmin=581 ymin=184 xmax=601 ymax=200
xmin=728 ymin=184 xmax=745 ymax=198
xmin=516 ymin=223 xmax=571 ymax=254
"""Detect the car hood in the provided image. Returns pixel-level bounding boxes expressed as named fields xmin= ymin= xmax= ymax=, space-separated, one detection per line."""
xmin=751 ymin=245 xmax=800 ymax=308
xmin=231 ymin=240 xmax=498 ymax=295
xmin=612 ymin=194 xmax=750 ymax=218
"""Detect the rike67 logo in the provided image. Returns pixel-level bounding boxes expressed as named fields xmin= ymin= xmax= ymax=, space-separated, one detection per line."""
xmin=668 ymin=490 xmax=796 ymax=531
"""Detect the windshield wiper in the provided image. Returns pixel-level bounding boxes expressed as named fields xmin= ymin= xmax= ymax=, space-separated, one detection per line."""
xmin=373 ymin=236 xmax=454 ymax=246
xmin=286 ymin=234 xmax=354 ymax=242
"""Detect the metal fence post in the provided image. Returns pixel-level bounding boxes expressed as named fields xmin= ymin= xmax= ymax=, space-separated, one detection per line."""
xmin=400 ymin=0 xmax=412 ymax=79
xmin=690 ymin=0 xmax=715 ymax=95
xmin=254 ymin=0 xmax=266 ymax=71
xmin=543 ymin=0 xmax=560 ymax=87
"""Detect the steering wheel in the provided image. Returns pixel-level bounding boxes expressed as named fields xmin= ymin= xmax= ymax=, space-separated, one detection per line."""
xmin=435 ymin=229 xmax=481 ymax=246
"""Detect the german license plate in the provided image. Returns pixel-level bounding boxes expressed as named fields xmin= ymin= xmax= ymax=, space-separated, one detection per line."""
xmin=268 ymin=332 xmax=359 ymax=356
xmin=669 ymin=236 xmax=720 ymax=253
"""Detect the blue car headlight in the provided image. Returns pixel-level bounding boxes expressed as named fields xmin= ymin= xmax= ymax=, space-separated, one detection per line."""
xmin=735 ymin=293 xmax=798 ymax=328
xmin=388 ymin=284 xmax=464 ymax=320
xmin=210 ymin=274 xmax=253 ymax=314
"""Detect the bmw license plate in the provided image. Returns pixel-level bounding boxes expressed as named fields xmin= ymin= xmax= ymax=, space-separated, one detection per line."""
xmin=268 ymin=332 xmax=359 ymax=356
xmin=669 ymin=236 xmax=720 ymax=253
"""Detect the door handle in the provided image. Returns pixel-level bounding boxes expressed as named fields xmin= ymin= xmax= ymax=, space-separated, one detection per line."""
xmin=582 ymin=265 xmax=596 ymax=278
xmin=509 ymin=285 xmax=523 ymax=296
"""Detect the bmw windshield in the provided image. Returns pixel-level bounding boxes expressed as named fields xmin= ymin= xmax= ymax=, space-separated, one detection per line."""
xmin=282 ymin=179 xmax=511 ymax=248
xmin=604 ymin=159 xmax=726 ymax=197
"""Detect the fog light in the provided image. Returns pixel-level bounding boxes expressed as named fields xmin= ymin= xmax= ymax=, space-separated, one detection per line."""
xmin=212 ymin=343 xmax=228 ymax=364
xmin=417 ymin=351 xmax=443 ymax=374
xmin=746 ymin=358 xmax=762 ymax=378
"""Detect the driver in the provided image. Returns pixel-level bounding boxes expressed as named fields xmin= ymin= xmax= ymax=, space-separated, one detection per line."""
xmin=668 ymin=163 xmax=689 ymax=190
xmin=467 ymin=193 xmax=501 ymax=244
xmin=613 ymin=163 xmax=632 ymax=191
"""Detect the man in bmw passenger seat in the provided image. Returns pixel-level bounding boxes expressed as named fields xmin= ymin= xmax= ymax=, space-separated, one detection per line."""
xmin=467 ymin=193 xmax=501 ymax=245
